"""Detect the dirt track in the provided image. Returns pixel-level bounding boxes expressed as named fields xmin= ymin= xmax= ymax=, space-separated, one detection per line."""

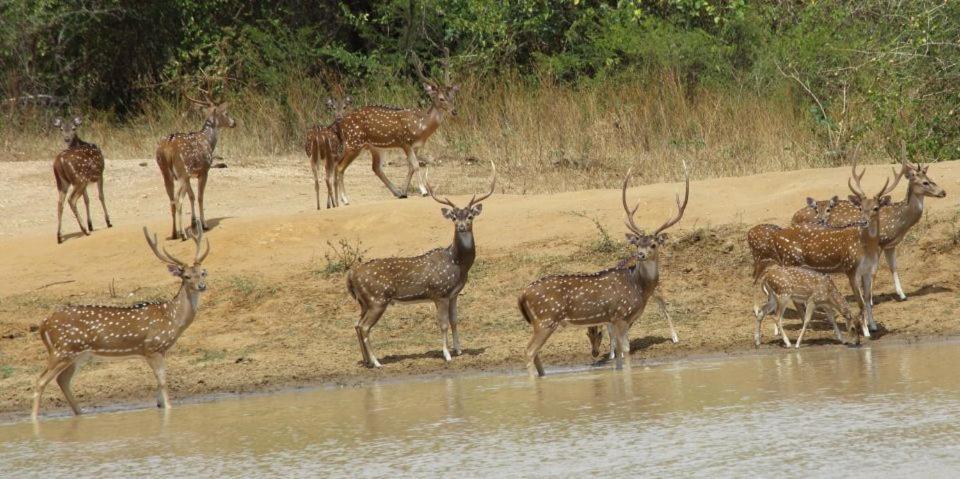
xmin=2 ymin=156 xmax=959 ymax=418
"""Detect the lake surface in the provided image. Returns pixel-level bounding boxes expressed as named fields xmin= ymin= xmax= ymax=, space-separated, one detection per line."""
xmin=3 ymin=341 xmax=960 ymax=478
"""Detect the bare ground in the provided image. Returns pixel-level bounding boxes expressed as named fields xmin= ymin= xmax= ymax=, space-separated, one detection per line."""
xmin=1 ymin=156 xmax=959 ymax=419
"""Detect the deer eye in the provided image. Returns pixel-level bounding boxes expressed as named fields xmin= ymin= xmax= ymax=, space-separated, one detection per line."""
xmin=923 ymin=181 xmax=930 ymax=186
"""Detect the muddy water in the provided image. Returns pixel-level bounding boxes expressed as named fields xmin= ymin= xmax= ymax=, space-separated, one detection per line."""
xmin=3 ymin=341 xmax=960 ymax=478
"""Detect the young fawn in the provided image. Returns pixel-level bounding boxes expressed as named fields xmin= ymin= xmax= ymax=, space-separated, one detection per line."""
xmin=52 ymin=116 xmax=112 ymax=243
xmin=754 ymin=264 xmax=862 ymax=348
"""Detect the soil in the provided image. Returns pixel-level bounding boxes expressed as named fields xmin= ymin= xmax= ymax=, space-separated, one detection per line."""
xmin=2 ymin=156 xmax=959 ymax=419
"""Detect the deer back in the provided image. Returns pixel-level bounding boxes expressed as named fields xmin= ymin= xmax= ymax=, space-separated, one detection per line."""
xmin=339 ymin=106 xmax=429 ymax=150
xmin=40 ymin=301 xmax=189 ymax=358
xmin=349 ymin=247 xmax=465 ymax=303
xmin=520 ymin=267 xmax=646 ymax=328
xmin=761 ymin=265 xmax=830 ymax=300
xmin=770 ymin=223 xmax=866 ymax=274
xmin=157 ymin=131 xmax=215 ymax=177
xmin=54 ymin=141 xmax=104 ymax=185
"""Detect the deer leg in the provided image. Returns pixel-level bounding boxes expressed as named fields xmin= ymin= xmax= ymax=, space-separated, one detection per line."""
xmin=654 ymin=293 xmax=679 ymax=343
xmin=146 ymin=354 xmax=171 ymax=409
xmin=371 ymin=149 xmax=405 ymax=198
xmin=862 ymin=272 xmax=878 ymax=333
xmin=402 ymin=146 xmax=428 ymax=197
xmin=161 ymin=170 xmax=178 ymax=239
xmin=847 ymin=274 xmax=870 ymax=339
xmin=56 ymin=187 xmax=68 ymax=244
xmin=353 ymin=303 xmax=372 ymax=366
xmin=358 ymin=304 xmax=387 ymax=368
xmin=67 ymin=185 xmax=89 ymax=236
xmin=885 ymin=248 xmax=906 ymax=301
xmin=826 ymin=309 xmax=842 ymax=342
xmin=335 ymin=148 xmax=361 ymax=205
xmin=55 ymin=362 xmax=82 ymax=415
xmin=449 ymin=296 xmax=462 ymax=355
xmin=32 ymin=358 xmax=73 ymax=420
xmin=96 ymin=179 xmax=111 ymax=228
xmin=174 ymin=180 xmax=187 ymax=240
xmin=611 ymin=321 xmax=631 ymax=370
xmin=81 ymin=187 xmax=93 ymax=231
xmin=316 ymin=156 xmax=329 ymax=209
xmin=525 ymin=325 xmax=556 ymax=378
xmin=197 ymin=172 xmax=209 ymax=231
xmin=795 ymin=302 xmax=816 ymax=349
xmin=435 ymin=299 xmax=453 ymax=362
xmin=775 ymin=300 xmax=792 ymax=347
xmin=607 ymin=323 xmax=617 ymax=360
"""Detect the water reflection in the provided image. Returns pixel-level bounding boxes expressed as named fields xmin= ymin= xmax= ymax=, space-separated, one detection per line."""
xmin=4 ymin=341 xmax=960 ymax=477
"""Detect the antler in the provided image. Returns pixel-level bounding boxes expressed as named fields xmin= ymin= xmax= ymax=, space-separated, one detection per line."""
xmin=410 ymin=51 xmax=434 ymax=87
xmin=466 ymin=161 xmax=497 ymax=208
xmin=425 ymin=169 xmax=457 ymax=209
xmin=184 ymin=90 xmax=215 ymax=108
xmin=621 ymin=167 xmax=644 ymax=235
xmin=654 ymin=160 xmax=690 ymax=235
xmin=185 ymin=220 xmax=210 ymax=264
xmin=441 ymin=46 xmax=452 ymax=86
xmin=848 ymin=160 xmax=867 ymax=198
xmin=143 ymin=227 xmax=186 ymax=268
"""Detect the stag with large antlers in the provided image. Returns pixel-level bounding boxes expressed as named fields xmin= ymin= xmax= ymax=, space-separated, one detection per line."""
xmin=52 ymin=116 xmax=112 ymax=243
xmin=519 ymin=161 xmax=690 ymax=377
xmin=156 ymin=92 xmax=236 ymax=239
xmin=750 ymin=164 xmax=896 ymax=337
xmin=305 ymin=96 xmax=351 ymax=209
xmin=331 ymin=49 xmax=458 ymax=205
xmin=32 ymin=222 xmax=210 ymax=419
xmin=791 ymin=145 xmax=946 ymax=300
xmin=346 ymin=162 xmax=495 ymax=368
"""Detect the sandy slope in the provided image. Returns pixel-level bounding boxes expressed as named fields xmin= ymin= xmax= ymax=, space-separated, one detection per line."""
xmin=1 ymin=158 xmax=959 ymax=418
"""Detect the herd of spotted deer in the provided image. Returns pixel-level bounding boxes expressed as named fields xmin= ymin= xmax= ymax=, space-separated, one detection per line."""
xmin=30 ymin=53 xmax=948 ymax=420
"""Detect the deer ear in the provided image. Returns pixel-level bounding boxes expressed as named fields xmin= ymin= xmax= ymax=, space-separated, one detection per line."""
xmin=441 ymin=207 xmax=454 ymax=219
xmin=848 ymin=195 xmax=862 ymax=206
xmin=344 ymin=96 xmax=352 ymax=105
xmin=470 ymin=204 xmax=483 ymax=216
xmin=830 ymin=195 xmax=839 ymax=206
xmin=656 ymin=233 xmax=669 ymax=245
xmin=72 ymin=117 xmax=82 ymax=126
xmin=53 ymin=117 xmax=62 ymax=128
xmin=325 ymin=97 xmax=335 ymax=108
xmin=423 ymin=83 xmax=437 ymax=95
xmin=625 ymin=233 xmax=639 ymax=245
xmin=167 ymin=264 xmax=184 ymax=277
xmin=880 ymin=195 xmax=893 ymax=206
xmin=806 ymin=197 xmax=816 ymax=208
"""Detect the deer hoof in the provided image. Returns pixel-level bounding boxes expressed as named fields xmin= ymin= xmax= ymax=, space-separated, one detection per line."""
xmin=107 ymin=222 xmax=113 ymax=228
xmin=57 ymin=236 xmax=63 ymax=244
xmin=397 ymin=194 xmax=408 ymax=199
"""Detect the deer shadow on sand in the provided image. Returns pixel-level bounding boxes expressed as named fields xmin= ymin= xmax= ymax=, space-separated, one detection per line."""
xmin=871 ymin=284 xmax=952 ymax=305
xmin=377 ymin=347 xmax=487 ymax=366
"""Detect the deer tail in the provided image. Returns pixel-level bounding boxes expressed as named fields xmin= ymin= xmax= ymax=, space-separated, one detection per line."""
xmin=517 ymin=295 xmax=534 ymax=325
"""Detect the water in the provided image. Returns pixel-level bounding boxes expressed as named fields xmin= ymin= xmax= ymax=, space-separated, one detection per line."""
xmin=3 ymin=341 xmax=960 ymax=478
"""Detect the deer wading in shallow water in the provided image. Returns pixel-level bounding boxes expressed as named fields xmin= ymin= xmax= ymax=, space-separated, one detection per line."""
xmin=32 ymin=222 xmax=210 ymax=420
xmin=346 ymin=162 xmax=496 ymax=368
xmin=52 ymin=116 xmax=112 ymax=243
xmin=332 ymin=49 xmax=458 ymax=205
xmin=791 ymin=146 xmax=946 ymax=300
xmin=156 ymin=94 xmax=236 ymax=239
xmin=305 ymin=96 xmax=351 ymax=209
xmin=751 ymin=164 xmax=897 ymax=338
xmin=519 ymin=161 xmax=690 ymax=377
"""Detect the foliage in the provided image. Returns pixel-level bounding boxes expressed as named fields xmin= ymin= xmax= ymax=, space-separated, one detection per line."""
xmin=321 ymin=238 xmax=369 ymax=276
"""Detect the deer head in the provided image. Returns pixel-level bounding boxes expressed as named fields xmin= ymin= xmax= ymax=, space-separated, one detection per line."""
xmin=325 ymin=96 xmax=352 ymax=121
xmin=143 ymin=222 xmax=210 ymax=293
xmin=805 ymin=195 xmax=839 ymax=224
xmin=186 ymin=92 xmax=236 ymax=129
xmin=622 ymin=160 xmax=690 ymax=262
xmin=904 ymin=162 xmax=946 ymax=199
xmin=411 ymin=48 xmax=459 ymax=117
xmin=53 ymin=116 xmax=82 ymax=146
xmin=587 ymin=327 xmax=604 ymax=358
xmin=426 ymin=161 xmax=496 ymax=233
xmin=847 ymin=162 xmax=896 ymax=224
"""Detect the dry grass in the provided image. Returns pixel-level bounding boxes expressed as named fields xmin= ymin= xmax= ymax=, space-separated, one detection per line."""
xmin=2 ymin=71 xmax=854 ymax=193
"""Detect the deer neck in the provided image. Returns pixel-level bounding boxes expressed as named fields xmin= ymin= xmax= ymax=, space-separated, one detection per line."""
xmin=859 ymin=211 xmax=883 ymax=252
xmin=201 ymin=118 xmax=219 ymax=152
xmin=167 ymin=283 xmax=202 ymax=334
xmin=449 ymin=229 xmax=476 ymax=273
xmin=898 ymin=182 xmax=926 ymax=227
xmin=635 ymin=258 xmax=660 ymax=294
xmin=414 ymin=106 xmax=445 ymax=140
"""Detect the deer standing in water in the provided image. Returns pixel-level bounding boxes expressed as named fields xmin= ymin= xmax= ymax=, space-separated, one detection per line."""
xmin=333 ymin=50 xmax=458 ymax=204
xmin=754 ymin=264 xmax=862 ymax=348
xmin=751 ymin=165 xmax=897 ymax=337
xmin=791 ymin=150 xmax=946 ymax=300
xmin=346 ymin=162 xmax=495 ymax=368
xmin=156 ymin=94 xmax=236 ymax=239
xmin=305 ymin=96 xmax=351 ymax=209
xmin=32 ymin=223 xmax=210 ymax=420
xmin=52 ymin=116 xmax=112 ymax=243
xmin=519 ymin=161 xmax=689 ymax=377
xmin=747 ymin=196 xmax=837 ymax=280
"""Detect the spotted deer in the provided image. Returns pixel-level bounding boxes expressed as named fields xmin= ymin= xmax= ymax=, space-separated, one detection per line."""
xmin=792 ymin=155 xmax=946 ymax=300
xmin=519 ymin=161 xmax=689 ymax=377
xmin=747 ymin=196 xmax=837 ymax=280
xmin=156 ymin=94 xmax=236 ymax=239
xmin=333 ymin=50 xmax=458 ymax=204
xmin=754 ymin=264 xmax=862 ymax=348
xmin=52 ymin=116 xmax=112 ymax=244
xmin=753 ymin=165 xmax=897 ymax=337
xmin=346 ymin=162 xmax=495 ymax=368
xmin=32 ymin=222 xmax=210 ymax=420
xmin=305 ymin=96 xmax=351 ymax=209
